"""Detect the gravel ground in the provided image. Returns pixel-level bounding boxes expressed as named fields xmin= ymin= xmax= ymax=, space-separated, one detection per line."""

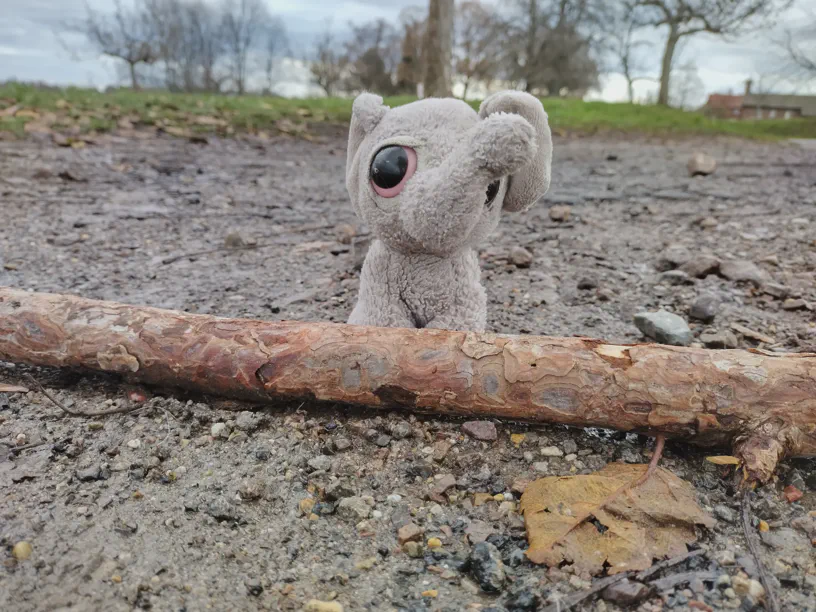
xmin=1 ymin=130 xmax=815 ymax=612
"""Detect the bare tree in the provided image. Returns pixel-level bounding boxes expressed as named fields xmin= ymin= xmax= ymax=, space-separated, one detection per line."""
xmin=77 ymin=0 xmax=158 ymax=89
xmin=309 ymin=26 xmax=348 ymax=96
xmin=601 ymin=5 xmax=653 ymax=102
xmin=423 ymin=0 xmax=455 ymax=97
xmin=778 ymin=8 xmax=816 ymax=78
xmin=634 ymin=0 xmax=793 ymax=106
xmin=263 ymin=18 xmax=288 ymax=93
xmin=344 ymin=19 xmax=401 ymax=94
xmin=455 ymin=1 xmax=503 ymax=98
xmin=396 ymin=7 xmax=426 ymax=95
xmin=501 ymin=0 xmax=604 ymax=97
xmin=221 ymin=0 xmax=272 ymax=94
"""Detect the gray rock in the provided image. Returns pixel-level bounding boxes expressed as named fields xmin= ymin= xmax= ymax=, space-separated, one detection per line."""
xmin=633 ymin=310 xmax=693 ymax=346
xmin=562 ymin=439 xmax=578 ymax=454
xmin=602 ymin=579 xmax=651 ymax=605
xmin=462 ymin=421 xmax=498 ymax=442
xmin=700 ymin=330 xmax=739 ymax=349
xmin=720 ymin=260 xmax=769 ymax=287
xmin=656 ymin=245 xmax=692 ymax=272
xmin=307 ymin=455 xmax=333 ymax=472
xmin=470 ymin=542 xmax=506 ymax=593
xmin=336 ymin=496 xmax=371 ymax=520
xmin=325 ymin=479 xmax=356 ymax=501
xmin=76 ymin=464 xmax=105 ymax=482
xmin=659 ymin=270 xmax=694 ymax=286
xmin=761 ymin=527 xmax=809 ymax=550
xmin=763 ymin=283 xmax=790 ymax=299
xmin=510 ymin=246 xmax=533 ymax=268
xmin=714 ymin=504 xmax=736 ymax=523
xmin=391 ymin=420 xmax=412 ymax=440
xmin=207 ymin=497 xmax=237 ymax=521
xmin=690 ymin=294 xmax=720 ymax=323
xmin=373 ymin=434 xmax=391 ymax=447
xmin=687 ymin=152 xmax=717 ymax=176
xmin=333 ymin=437 xmax=351 ymax=452
xmin=235 ymin=411 xmax=262 ymax=432
xmin=504 ymin=588 xmax=540 ymax=611
xmin=679 ymin=255 xmax=721 ymax=279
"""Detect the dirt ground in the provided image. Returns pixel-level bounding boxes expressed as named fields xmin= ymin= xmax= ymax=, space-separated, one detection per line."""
xmin=1 ymin=129 xmax=815 ymax=612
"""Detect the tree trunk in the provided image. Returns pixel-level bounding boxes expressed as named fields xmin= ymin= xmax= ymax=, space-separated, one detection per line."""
xmin=627 ymin=77 xmax=635 ymax=103
xmin=1 ymin=288 xmax=814 ymax=483
xmin=129 ymin=62 xmax=140 ymax=90
xmin=422 ymin=0 xmax=454 ymax=97
xmin=658 ymin=25 xmax=679 ymax=106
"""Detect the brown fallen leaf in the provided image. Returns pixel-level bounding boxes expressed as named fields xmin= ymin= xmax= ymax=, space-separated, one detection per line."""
xmin=520 ymin=462 xmax=715 ymax=575
xmin=0 ymin=384 xmax=29 ymax=393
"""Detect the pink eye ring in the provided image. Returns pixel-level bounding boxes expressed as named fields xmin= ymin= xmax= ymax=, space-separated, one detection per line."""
xmin=370 ymin=146 xmax=417 ymax=198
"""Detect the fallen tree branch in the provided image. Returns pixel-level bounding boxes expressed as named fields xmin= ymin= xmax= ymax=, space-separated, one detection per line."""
xmin=0 ymin=287 xmax=814 ymax=484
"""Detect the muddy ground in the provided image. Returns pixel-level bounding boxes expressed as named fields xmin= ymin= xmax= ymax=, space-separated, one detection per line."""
xmin=1 ymin=130 xmax=815 ymax=612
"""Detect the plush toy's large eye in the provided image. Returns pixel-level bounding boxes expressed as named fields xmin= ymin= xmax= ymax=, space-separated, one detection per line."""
xmin=370 ymin=146 xmax=417 ymax=198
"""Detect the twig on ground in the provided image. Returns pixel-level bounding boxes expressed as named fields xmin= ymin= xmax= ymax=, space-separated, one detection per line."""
xmin=8 ymin=441 xmax=48 ymax=454
xmin=742 ymin=490 xmax=781 ymax=612
xmin=24 ymin=374 xmax=142 ymax=417
xmin=649 ymin=571 xmax=718 ymax=591
xmin=541 ymin=547 xmax=705 ymax=612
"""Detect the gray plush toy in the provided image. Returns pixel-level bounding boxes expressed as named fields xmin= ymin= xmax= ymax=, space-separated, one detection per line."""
xmin=346 ymin=91 xmax=552 ymax=332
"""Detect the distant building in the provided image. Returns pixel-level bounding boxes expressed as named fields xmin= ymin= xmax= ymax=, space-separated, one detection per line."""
xmin=703 ymin=80 xmax=816 ymax=120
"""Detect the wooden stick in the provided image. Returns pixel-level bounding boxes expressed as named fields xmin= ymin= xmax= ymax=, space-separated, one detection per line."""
xmin=0 ymin=287 xmax=813 ymax=483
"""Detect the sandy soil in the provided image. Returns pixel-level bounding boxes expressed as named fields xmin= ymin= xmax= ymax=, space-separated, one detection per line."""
xmin=1 ymin=130 xmax=815 ymax=612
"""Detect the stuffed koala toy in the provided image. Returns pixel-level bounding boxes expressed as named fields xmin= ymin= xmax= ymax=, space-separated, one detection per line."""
xmin=346 ymin=91 xmax=552 ymax=332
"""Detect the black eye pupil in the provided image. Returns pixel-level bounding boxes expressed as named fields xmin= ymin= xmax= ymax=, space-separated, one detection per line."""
xmin=371 ymin=146 xmax=408 ymax=190
xmin=485 ymin=180 xmax=500 ymax=206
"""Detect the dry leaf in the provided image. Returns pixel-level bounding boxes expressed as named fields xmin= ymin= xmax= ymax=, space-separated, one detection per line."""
xmin=0 ymin=384 xmax=29 ymax=393
xmin=520 ymin=462 xmax=715 ymax=575
xmin=706 ymin=456 xmax=742 ymax=465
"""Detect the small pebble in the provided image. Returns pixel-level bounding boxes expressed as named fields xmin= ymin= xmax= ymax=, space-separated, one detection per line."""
xmin=210 ymin=423 xmax=228 ymax=438
xmin=12 ymin=541 xmax=33 ymax=561
xmin=539 ymin=446 xmax=563 ymax=457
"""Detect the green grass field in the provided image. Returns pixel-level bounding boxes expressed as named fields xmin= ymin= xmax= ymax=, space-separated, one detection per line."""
xmin=2 ymin=82 xmax=815 ymax=141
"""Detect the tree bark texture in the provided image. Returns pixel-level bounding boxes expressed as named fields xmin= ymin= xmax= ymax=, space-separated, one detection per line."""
xmin=1 ymin=287 xmax=814 ymax=483
xmin=422 ymin=0 xmax=454 ymax=97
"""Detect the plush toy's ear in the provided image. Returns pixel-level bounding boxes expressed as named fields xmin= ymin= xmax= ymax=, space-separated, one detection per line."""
xmin=346 ymin=93 xmax=389 ymax=185
xmin=479 ymin=91 xmax=552 ymax=212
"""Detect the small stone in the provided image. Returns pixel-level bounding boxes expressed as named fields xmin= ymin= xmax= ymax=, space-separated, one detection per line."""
xmin=764 ymin=283 xmax=790 ymax=299
xmin=12 ymin=541 xmax=32 ymax=561
xmin=307 ymin=455 xmax=332 ymax=472
xmin=505 ymin=588 xmax=540 ymax=611
xmin=462 ymin=421 xmax=498 ymax=441
xmin=398 ymin=522 xmax=424 ymax=545
xmin=421 ymin=589 xmax=438 ymax=598
xmin=333 ymin=437 xmax=351 ymax=452
xmin=656 ymin=245 xmax=692 ymax=271
xmin=474 ymin=493 xmax=494 ymax=507
xmin=427 ymin=537 xmax=442 ymax=549
xmin=633 ymin=310 xmax=693 ymax=346
xmin=732 ymin=575 xmax=765 ymax=600
xmin=433 ymin=440 xmax=451 ymax=462
xmin=235 ymin=411 xmax=261 ymax=431
xmin=334 ymin=223 xmax=356 ymax=245
xmin=373 ymin=434 xmax=391 ymax=447
xmin=386 ymin=493 xmax=402 ymax=504
xmin=687 ymin=152 xmax=717 ymax=176
xmin=76 ymin=464 xmax=107 ymax=482
xmin=245 ymin=578 xmax=263 ymax=596
xmin=714 ymin=505 xmax=736 ymax=523
xmin=509 ymin=246 xmax=533 ymax=268
xmin=782 ymin=298 xmax=811 ymax=311
xmin=210 ymin=423 xmax=228 ymax=438
xmin=299 ymin=498 xmax=316 ymax=516
xmin=432 ymin=474 xmax=457 ymax=498
xmin=539 ymin=446 xmax=563 ymax=457
xmin=325 ymin=480 xmax=355 ymax=501
xmin=783 ymin=485 xmax=803 ymax=503
xmin=548 ymin=205 xmax=571 ymax=222
xmin=402 ymin=541 xmax=422 ymax=557
xmin=715 ymin=549 xmax=736 ymax=565
xmin=699 ymin=216 xmax=719 ymax=229
xmin=700 ymin=331 xmax=739 ymax=349
xmin=336 ymin=496 xmax=371 ymax=520
xmin=127 ymin=438 xmax=141 ymax=449
xmin=690 ymin=294 xmax=720 ymax=323
xmin=391 ymin=420 xmax=412 ymax=440
xmin=224 ymin=232 xmax=245 ymax=248
xmin=533 ymin=462 xmax=549 ymax=473
xmin=724 ymin=587 xmax=737 ymax=599
xmin=679 ymin=255 xmax=721 ymax=279
xmin=602 ymin=579 xmax=651 ymax=605
xmin=470 ymin=542 xmax=506 ymax=593
xmin=577 ymin=277 xmax=597 ymax=290
xmin=355 ymin=556 xmax=377 ymax=570
xmin=660 ymin=270 xmax=694 ymax=285
xmin=720 ymin=260 xmax=768 ymax=287
xmin=731 ymin=323 xmax=775 ymax=345
xmin=465 ymin=520 xmax=494 ymax=544
xmin=303 ymin=600 xmax=343 ymax=612
xmin=510 ymin=433 xmax=525 ymax=446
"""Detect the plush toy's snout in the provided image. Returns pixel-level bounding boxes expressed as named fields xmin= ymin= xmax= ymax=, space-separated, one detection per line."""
xmin=346 ymin=91 xmax=553 ymax=332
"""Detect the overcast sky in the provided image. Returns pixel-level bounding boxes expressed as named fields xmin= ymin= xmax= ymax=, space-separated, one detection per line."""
xmin=1 ymin=0 xmax=812 ymax=103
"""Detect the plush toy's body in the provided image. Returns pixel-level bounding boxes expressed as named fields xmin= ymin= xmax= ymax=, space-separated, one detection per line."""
xmin=346 ymin=91 xmax=552 ymax=332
